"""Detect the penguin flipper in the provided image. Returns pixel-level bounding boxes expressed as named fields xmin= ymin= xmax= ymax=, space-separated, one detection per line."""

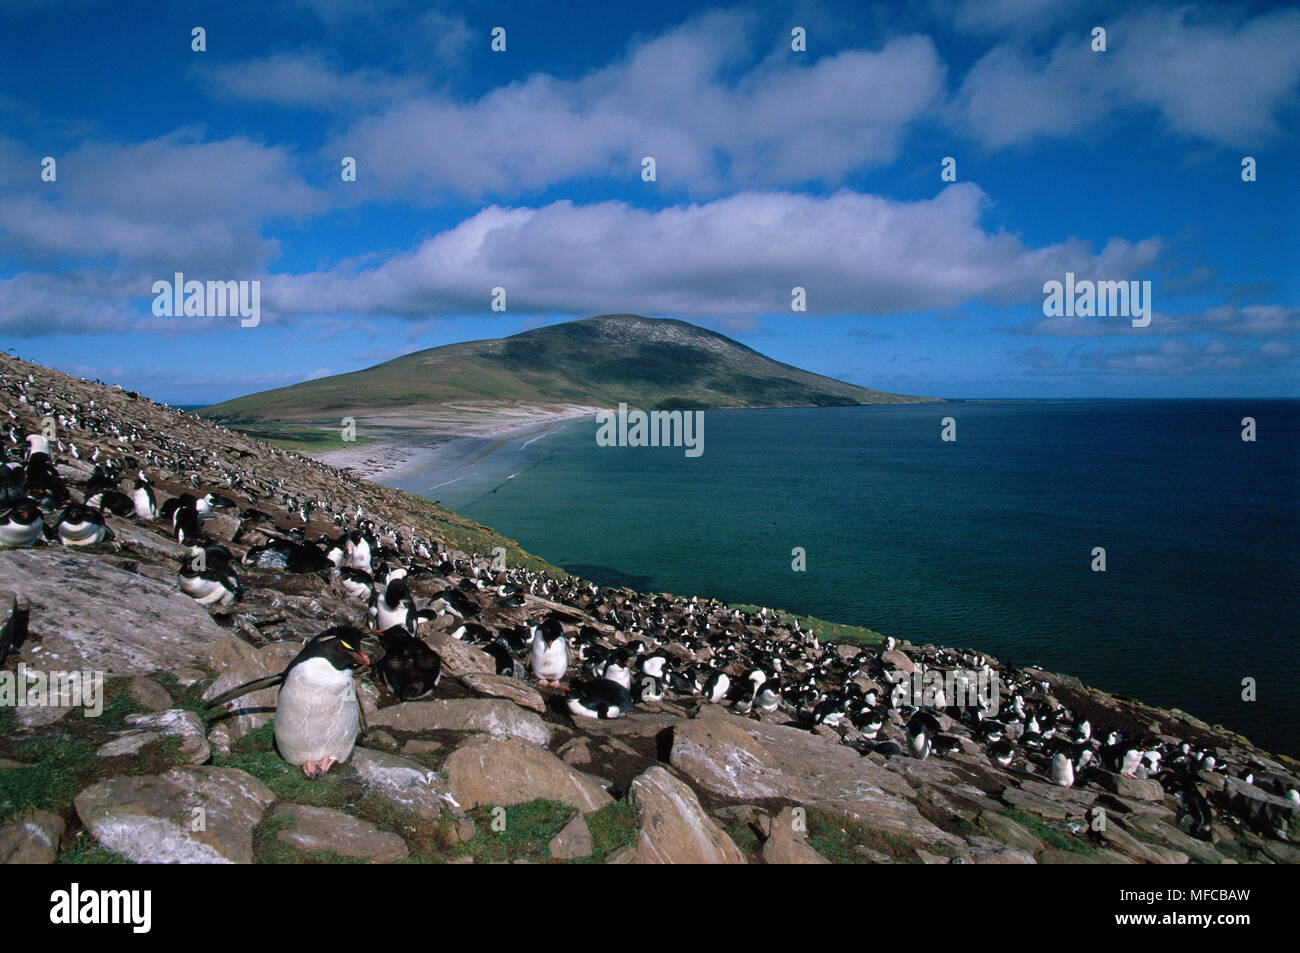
xmin=203 ymin=673 xmax=285 ymax=710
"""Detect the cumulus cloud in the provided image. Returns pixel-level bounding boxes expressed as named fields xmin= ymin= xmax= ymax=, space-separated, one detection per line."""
xmin=0 ymin=183 xmax=1162 ymax=336
xmin=327 ymin=11 xmax=945 ymax=198
xmin=262 ymin=184 xmax=1161 ymax=320
xmin=954 ymin=6 xmax=1300 ymax=147
xmin=0 ymin=130 xmax=323 ymax=274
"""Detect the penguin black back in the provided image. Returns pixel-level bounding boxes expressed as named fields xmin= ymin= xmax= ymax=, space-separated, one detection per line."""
xmin=375 ymin=626 xmax=443 ymax=700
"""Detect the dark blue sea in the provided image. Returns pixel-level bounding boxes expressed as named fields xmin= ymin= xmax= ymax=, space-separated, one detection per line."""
xmin=397 ymin=400 xmax=1300 ymax=757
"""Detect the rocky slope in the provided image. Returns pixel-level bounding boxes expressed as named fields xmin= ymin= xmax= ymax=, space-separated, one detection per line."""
xmin=1 ymin=353 xmax=1297 ymax=865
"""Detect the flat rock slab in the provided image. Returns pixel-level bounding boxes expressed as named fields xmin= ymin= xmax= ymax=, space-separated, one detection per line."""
xmin=75 ymin=766 xmax=274 ymax=863
xmin=271 ymin=803 xmax=408 ymax=863
xmin=369 ymin=698 xmax=551 ymax=746
xmin=1126 ymin=813 xmax=1228 ymax=865
xmin=1001 ymin=786 xmax=1090 ymax=820
xmin=1017 ymin=777 xmax=1098 ymax=808
xmin=426 ymin=630 xmax=496 ymax=679
xmin=669 ymin=718 xmax=788 ymax=800
xmin=0 ymin=548 xmax=230 ymax=675
xmin=1097 ymin=770 xmax=1166 ymax=802
xmin=629 ymin=766 xmax=745 ymax=864
xmin=350 ymin=748 xmax=459 ymax=820
xmin=693 ymin=709 xmax=961 ymax=847
xmin=459 ymin=673 xmax=545 ymax=713
xmin=443 ymin=735 xmax=612 ymax=813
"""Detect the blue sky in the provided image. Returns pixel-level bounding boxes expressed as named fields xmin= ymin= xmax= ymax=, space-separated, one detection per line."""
xmin=1 ymin=0 xmax=1297 ymax=403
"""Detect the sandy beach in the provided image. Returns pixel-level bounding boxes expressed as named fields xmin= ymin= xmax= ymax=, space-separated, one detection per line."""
xmin=312 ymin=401 xmax=602 ymax=483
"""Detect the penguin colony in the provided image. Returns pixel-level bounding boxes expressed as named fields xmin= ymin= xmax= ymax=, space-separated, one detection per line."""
xmin=2 ymin=355 xmax=1297 ymax=846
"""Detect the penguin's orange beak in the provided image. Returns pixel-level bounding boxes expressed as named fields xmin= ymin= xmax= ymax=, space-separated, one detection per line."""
xmin=349 ymin=650 xmax=370 ymax=667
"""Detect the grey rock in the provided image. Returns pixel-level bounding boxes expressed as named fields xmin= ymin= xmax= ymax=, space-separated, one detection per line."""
xmin=271 ymin=803 xmax=408 ymax=863
xmin=548 ymin=813 xmax=593 ymax=860
xmin=0 ymin=548 xmax=230 ymax=675
xmin=0 ymin=809 xmax=64 ymax=864
xmin=128 ymin=676 xmax=174 ymax=712
xmin=628 ymin=766 xmax=746 ymax=864
xmin=75 ymin=766 xmax=274 ymax=863
xmin=368 ymin=698 xmax=551 ymax=747
xmin=443 ymin=735 xmax=611 ymax=814
xmin=350 ymin=747 xmax=459 ymax=820
xmin=459 ymin=673 xmax=546 ymax=713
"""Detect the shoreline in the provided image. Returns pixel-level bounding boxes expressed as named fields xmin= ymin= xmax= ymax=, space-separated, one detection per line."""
xmin=312 ymin=403 xmax=601 ymax=483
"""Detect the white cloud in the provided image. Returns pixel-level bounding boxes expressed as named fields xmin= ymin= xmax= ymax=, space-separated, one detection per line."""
xmin=198 ymin=54 xmax=422 ymax=111
xmin=327 ymin=11 xmax=945 ymax=198
xmin=263 ymin=184 xmax=1161 ymax=320
xmin=954 ymin=6 xmax=1300 ymax=147
xmin=0 ymin=130 xmax=323 ymax=274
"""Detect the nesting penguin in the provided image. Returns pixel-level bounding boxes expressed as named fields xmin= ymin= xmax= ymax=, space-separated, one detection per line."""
xmin=177 ymin=545 xmax=241 ymax=606
xmin=49 ymin=503 xmax=109 ymax=546
xmin=205 ymin=627 xmax=369 ymax=778
xmin=566 ymin=677 xmax=632 ymax=719
xmin=0 ymin=498 xmax=43 ymax=547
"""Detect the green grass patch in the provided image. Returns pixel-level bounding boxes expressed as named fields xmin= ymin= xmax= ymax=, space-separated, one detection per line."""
xmin=56 ymin=837 xmax=132 ymax=865
xmin=450 ymin=799 xmax=573 ymax=864
xmin=805 ymin=807 xmax=925 ymax=863
xmin=0 ymin=677 xmax=194 ymax=825
xmin=223 ymin=423 xmax=382 ymax=456
xmin=214 ymin=723 xmax=348 ymax=809
xmin=581 ymin=799 xmax=638 ymax=863
xmin=723 ymin=820 xmax=762 ymax=860
xmin=1001 ymin=808 xmax=1096 ymax=855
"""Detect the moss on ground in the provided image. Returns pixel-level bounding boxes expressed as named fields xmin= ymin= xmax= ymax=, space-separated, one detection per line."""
xmin=580 ymin=799 xmax=638 ymax=863
xmin=1001 ymin=808 xmax=1096 ymax=855
xmin=805 ymin=807 xmax=926 ymax=863
xmin=0 ymin=677 xmax=192 ymax=825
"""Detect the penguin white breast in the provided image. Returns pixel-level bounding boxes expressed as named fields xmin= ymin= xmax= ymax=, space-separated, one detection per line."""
xmin=531 ymin=636 xmax=568 ymax=679
xmin=0 ymin=520 xmax=42 ymax=546
xmin=274 ymin=659 xmax=360 ymax=767
xmin=60 ymin=521 xmax=104 ymax=545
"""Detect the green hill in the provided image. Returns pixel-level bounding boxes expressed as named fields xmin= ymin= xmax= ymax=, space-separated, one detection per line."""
xmin=201 ymin=314 xmax=937 ymax=422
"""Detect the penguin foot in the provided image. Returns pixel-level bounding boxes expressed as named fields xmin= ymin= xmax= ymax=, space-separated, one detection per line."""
xmin=301 ymin=757 xmax=338 ymax=779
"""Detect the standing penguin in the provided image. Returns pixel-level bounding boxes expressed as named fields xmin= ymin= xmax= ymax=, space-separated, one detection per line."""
xmin=132 ymin=474 xmax=157 ymax=520
xmin=530 ymin=615 xmax=569 ymax=687
xmin=908 ymin=712 xmax=942 ymax=760
xmin=205 ymin=627 xmax=369 ymax=778
xmin=375 ymin=626 xmax=443 ymax=700
xmin=1051 ymin=752 xmax=1076 ymax=788
xmin=369 ymin=568 xmax=415 ymax=632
